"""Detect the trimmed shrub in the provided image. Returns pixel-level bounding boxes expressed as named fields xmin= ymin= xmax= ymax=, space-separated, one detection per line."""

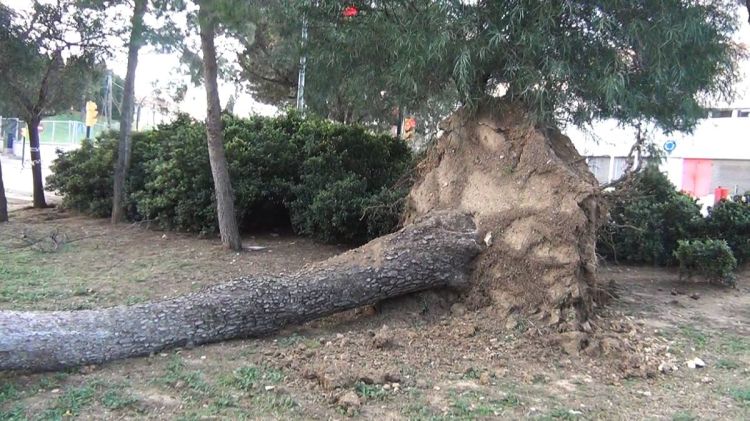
xmin=131 ymin=116 xmax=216 ymax=233
xmin=289 ymin=119 xmax=412 ymax=243
xmin=673 ymin=239 xmax=737 ymax=286
xmin=223 ymin=113 xmax=305 ymax=230
xmin=705 ymin=200 xmax=750 ymax=264
xmin=46 ymin=131 xmax=149 ymax=218
xmin=47 ymin=112 xmax=412 ymax=243
xmin=598 ymin=166 xmax=704 ymax=265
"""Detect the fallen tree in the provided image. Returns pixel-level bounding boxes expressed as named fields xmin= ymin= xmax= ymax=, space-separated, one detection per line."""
xmin=0 ymin=101 xmax=600 ymax=372
xmin=0 ymin=211 xmax=481 ymax=371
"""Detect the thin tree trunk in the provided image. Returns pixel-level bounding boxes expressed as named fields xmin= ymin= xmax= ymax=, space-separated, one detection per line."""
xmin=27 ymin=116 xmax=47 ymax=208
xmin=198 ymin=4 xmax=242 ymax=250
xmin=0 ymin=157 xmax=8 ymax=222
xmin=112 ymin=0 xmax=147 ymax=223
xmin=0 ymin=211 xmax=481 ymax=372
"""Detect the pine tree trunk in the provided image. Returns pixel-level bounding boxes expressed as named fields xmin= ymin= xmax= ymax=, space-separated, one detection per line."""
xmin=198 ymin=5 xmax=242 ymax=250
xmin=0 ymin=157 xmax=8 ymax=222
xmin=27 ymin=116 xmax=47 ymax=208
xmin=112 ymin=0 xmax=147 ymax=223
xmin=0 ymin=212 xmax=481 ymax=372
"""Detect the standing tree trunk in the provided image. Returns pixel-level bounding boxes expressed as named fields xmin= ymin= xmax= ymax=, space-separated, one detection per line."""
xmin=198 ymin=4 xmax=242 ymax=250
xmin=27 ymin=115 xmax=47 ymax=208
xmin=0 ymin=211 xmax=481 ymax=371
xmin=0 ymin=157 xmax=8 ymax=222
xmin=112 ymin=0 xmax=147 ymax=223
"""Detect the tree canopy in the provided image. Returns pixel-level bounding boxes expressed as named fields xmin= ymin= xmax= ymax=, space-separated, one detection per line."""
xmin=0 ymin=1 xmax=106 ymax=121
xmin=241 ymin=0 xmax=743 ymax=133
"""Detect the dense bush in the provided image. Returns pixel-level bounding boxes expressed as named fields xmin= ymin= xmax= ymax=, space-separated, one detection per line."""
xmin=598 ymin=166 xmax=704 ymax=265
xmin=673 ymin=239 xmax=737 ymax=286
xmin=47 ymin=131 xmax=149 ymax=218
xmin=46 ymin=112 xmax=412 ymax=243
xmin=705 ymin=200 xmax=750 ymax=264
xmin=131 ymin=116 xmax=216 ymax=233
xmin=289 ymin=119 xmax=412 ymax=243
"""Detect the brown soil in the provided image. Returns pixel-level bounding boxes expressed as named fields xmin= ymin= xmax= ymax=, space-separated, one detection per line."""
xmin=406 ymin=100 xmax=601 ymax=327
xmin=1 ymin=206 xmax=748 ymax=420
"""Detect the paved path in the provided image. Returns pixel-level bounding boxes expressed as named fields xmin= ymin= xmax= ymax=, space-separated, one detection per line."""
xmin=2 ymin=151 xmax=56 ymax=204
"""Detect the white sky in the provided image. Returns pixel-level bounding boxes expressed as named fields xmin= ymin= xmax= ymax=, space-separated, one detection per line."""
xmin=2 ymin=0 xmax=276 ymax=122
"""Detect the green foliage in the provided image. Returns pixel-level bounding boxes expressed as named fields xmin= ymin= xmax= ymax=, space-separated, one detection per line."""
xmin=133 ymin=115 xmax=217 ymax=233
xmin=47 ymin=112 xmax=412 ymax=243
xmin=46 ymin=131 xmax=149 ymax=218
xmin=289 ymin=119 xmax=412 ymax=243
xmin=730 ymin=387 xmax=750 ymax=405
xmin=253 ymin=0 xmax=744 ymax=133
xmin=674 ymin=239 xmax=737 ymax=286
xmin=598 ymin=167 xmax=704 ymax=265
xmin=0 ymin=2 xmax=105 ymax=121
xmin=354 ymin=382 xmax=389 ymax=401
xmin=706 ymin=201 xmax=750 ymax=264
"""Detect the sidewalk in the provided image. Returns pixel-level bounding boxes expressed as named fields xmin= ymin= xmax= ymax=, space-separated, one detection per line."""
xmin=1 ymin=152 xmax=56 ymax=204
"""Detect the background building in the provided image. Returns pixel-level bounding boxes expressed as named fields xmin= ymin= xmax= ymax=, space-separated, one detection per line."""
xmin=567 ymin=108 xmax=750 ymax=210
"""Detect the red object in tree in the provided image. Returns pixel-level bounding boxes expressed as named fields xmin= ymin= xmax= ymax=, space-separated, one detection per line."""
xmin=342 ymin=5 xmax=358 ymax=17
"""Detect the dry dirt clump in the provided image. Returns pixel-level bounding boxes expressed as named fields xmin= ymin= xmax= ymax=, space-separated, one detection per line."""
xmin=405 ymin=99 xmax=602 ymax=327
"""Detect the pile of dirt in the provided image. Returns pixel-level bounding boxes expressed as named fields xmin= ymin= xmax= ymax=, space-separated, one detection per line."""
xmin=405 ymin=99 xmax=602 ymax=327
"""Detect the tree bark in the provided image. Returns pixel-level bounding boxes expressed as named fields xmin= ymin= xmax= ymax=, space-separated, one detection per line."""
xmin=27 ymin=115 xmax=47 ymax=208
xmin=0 ymin=157 xmax=8 ymax=222
xmin=112 ymin=0 xmax=147 ymax=224
xmin=198 ymin=4 xmax=242 ymax=250
xmin=0 ymin=211 xmax=481 ymax=372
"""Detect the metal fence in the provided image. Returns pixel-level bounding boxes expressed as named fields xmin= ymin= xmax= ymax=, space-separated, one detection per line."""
xmin=1 ymin=116 xmax=119 ymax=151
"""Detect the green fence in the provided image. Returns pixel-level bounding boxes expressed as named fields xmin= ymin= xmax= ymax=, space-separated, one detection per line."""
xmin=37 ymin=120 xmax=120 ymax=145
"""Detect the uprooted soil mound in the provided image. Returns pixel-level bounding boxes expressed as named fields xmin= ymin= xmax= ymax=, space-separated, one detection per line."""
xmin=405 ymin=99 xmax=602 ymax=327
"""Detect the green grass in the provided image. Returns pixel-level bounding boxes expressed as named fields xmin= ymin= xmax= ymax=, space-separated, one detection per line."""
xmin=0 ymin=383 xmax=19 ymax=407
xmin=720 ymin=336 xmax=750 ymax=354
xmin=679 ymin=325 xmax=709 ymax=349
xmin=160 ymin=356 xmax=212 ymax=395
xmin=100 ymin=389 xmax=138 ymax=410
xmin=0 ymin=248 xmax=74 ymax=308
xmin=446 ymin=391 xmax=521 ymax=418
xmin=0 ymin=405 xmax=27 ymax=421
xmin=462 ymin=367 xmax=481 ymax=380
xmin=355 ymin=382 xmax=389 ymax=401
xmin=40 ymin=384 xmax=97 ymax=420
xmin=730 ymin=387 xmax=750 ymax=405
xmin=536 ymin=408 xmax=583 ymax=420
xmin=716 ymin=358 xmax=740 ymax=370
xmin=222 ymin=364 xmax=285 ymax=392
xmin=672 ymin=411 xmax=698 ymax=421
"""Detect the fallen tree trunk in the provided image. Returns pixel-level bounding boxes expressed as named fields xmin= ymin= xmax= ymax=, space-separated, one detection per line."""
xmin=0 ymin=211 xmax=481 ymax=372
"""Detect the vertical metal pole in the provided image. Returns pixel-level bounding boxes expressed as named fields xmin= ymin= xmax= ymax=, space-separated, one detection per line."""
xmin=296 ymin=13 xmax=308 ymax=111
xmin=396 ymin=107 xmax=404 ymax=138
xmin=50 ymin=121 xmax=56 ymax=144
xmin=106 ymin=71 xmax=113 ymax=128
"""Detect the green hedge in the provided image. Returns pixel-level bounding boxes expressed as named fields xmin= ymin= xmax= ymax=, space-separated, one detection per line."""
xmin=46 ymin=112 xmax=412 ymax=244
xmin=47 ymin=131 xmax=150 ymax=219
xmin=674 ymin=239 xmax=737 ymax=286
xmin=705 ymin=200 xmax=750 ymax=264
xmin=597 ymin=166 xmax=704 ymax=265
xmin=597 ymin=164 xmax=749 ymax=284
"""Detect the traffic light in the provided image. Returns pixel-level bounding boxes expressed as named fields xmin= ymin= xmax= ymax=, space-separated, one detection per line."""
xmin=342 ymin=5 xmax=359 ymax=17
xmin=85 ymin=101 xmax=98 ymax=127
xmin=403 ymin=117 xmax=416 ymax=140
